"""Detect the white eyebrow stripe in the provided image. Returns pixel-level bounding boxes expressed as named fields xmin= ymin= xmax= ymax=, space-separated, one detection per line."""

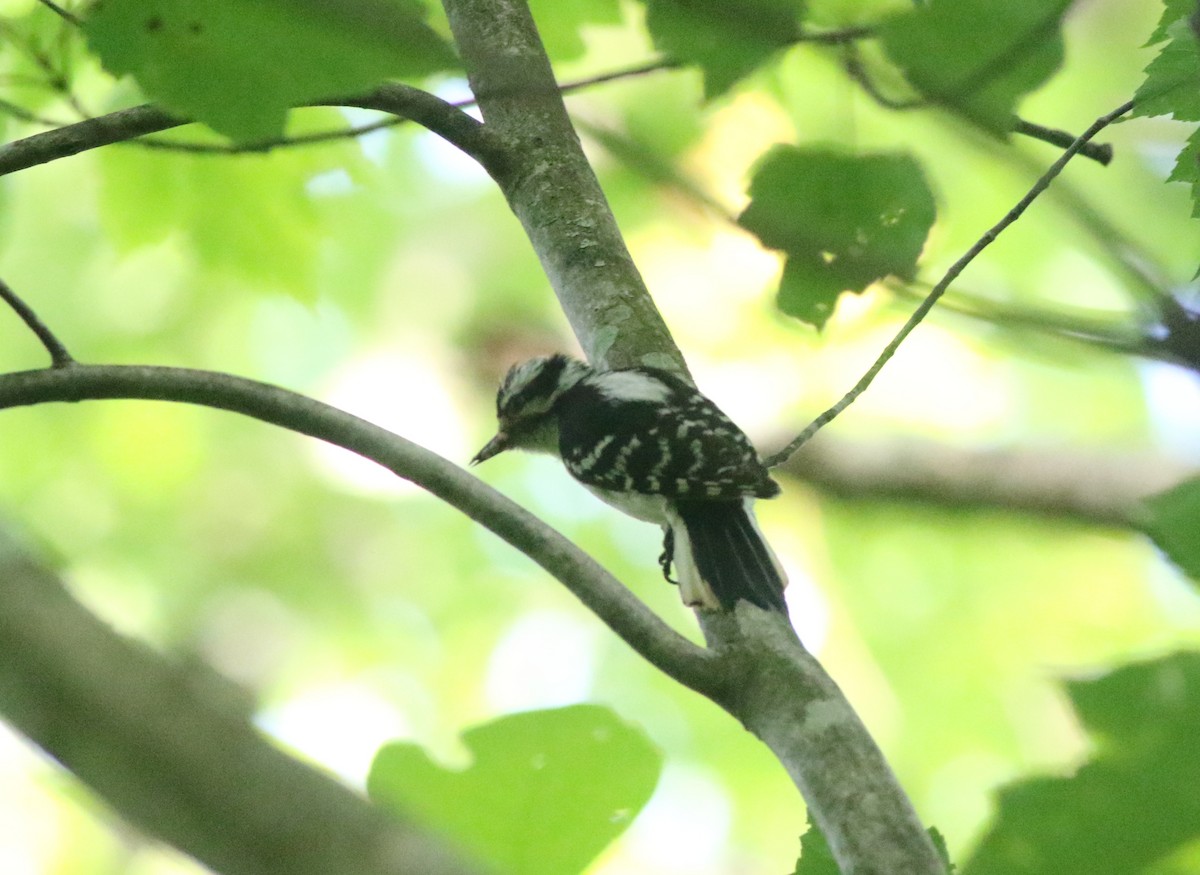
xmin=591 ymin=371 xmax=673 ymax=403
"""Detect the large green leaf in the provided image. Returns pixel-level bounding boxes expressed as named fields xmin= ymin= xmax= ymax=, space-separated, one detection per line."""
xmin=368 ymin=705 xmax=663 ymax=875
xmin=642 ymin=0 xmax=806 ymax=98
xmin=1143 ymin=477 xmax=1200 ymax=583
xmin=964 ymin=652 xmax=1200 ymax=875
xmin=738 ymin=146 xmax=936 ymax=329
xmin=84 ymin=0 xmax=458 ymax=141
xmin=879 ymin=0 xmax=1072 ymax=132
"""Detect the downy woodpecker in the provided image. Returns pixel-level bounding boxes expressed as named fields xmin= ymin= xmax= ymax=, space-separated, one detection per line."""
xmin=471 ymin=355 xmax=787 ymax=613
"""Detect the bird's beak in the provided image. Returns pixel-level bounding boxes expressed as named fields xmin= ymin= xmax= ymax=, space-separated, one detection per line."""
xmin=470 ymin=431 xmax=509 ymax=466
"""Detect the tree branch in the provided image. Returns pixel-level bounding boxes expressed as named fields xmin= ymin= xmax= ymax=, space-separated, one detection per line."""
xmin=0 ymin=85 xmax=497 ymax=178
xmin=779 ymin=434 xmax=1196 ymax=528
xmin=0 ymin=523 xmax=483 ymax=875
xmin=441 ymin=0 xmax=685 ymax=374
xmin=0 ymin=364 xmax=721 ymax=698
xmin=765 ymin=99 xmax=1136 ymax=468
xmin=0 ymin=274 xmax=74 ymax=366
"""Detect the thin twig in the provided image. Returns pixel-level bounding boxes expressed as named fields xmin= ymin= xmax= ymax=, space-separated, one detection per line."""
xmin=0 ymin=276 xmax=74 ymax=367
xmin=135 ymin=115 xmax=404 ymax=155
xmin=1012 ymin=118 xmax=1113 ymax=165
xmin=842 ymin=44 xmax=1114 ymax=165
xmin=36 ymin=0 xmax=81 ymax=26
xmin=764 ymin=99 xmax=1135 ymax=468
xmin=0 ymin=97 xmax=66 ymax=127
xmin=71 ymin=26 xmax=871 ymax=157
xmin=123 ymin=60 xmax=672 ymax=157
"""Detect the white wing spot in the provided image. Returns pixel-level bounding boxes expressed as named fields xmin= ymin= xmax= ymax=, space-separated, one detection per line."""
xmin=591 ymin=371 xmax=674 ymax=404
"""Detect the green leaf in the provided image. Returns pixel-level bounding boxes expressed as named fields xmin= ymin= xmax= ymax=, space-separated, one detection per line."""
xmin=879 ymin=0 xmax=1072 ymax=131
xmin=643 ymin=0 xmax=806 ymax=98
xmin=84 ymin=0 xmax=458 ymax=142
xmin=929 ymin=826 xmax=956 ymax=873
xmin=1133 ymin=27 xmax=1200 ymax=121
xmin=1168 ymin=124 xmax=1200 ymax=219
xmin=528 ymin=0 xmax=622 ymax=63
xmin=738 ymin=146 xmax=936 ymax=329
xmin=368 ymin=705 xmax=663 ymax=875
xmin=963 ymin=652 xmax=1200 ymax=875
xmin=1142 ymin=477 xmax=1200 ymax=582
xmin=793 ymin=820 xmax=839 ymax=874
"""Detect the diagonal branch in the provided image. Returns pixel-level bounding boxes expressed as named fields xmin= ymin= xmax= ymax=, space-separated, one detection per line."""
xmin=0 ymin=364 xmax=722 ymax=698
xmin=764 ymin=98 xmax=1136 ymax=468
xmin=442 ymin=0 xmax=685 ymax=374
xmin=0 ymin=275 xmax=74 ymax=366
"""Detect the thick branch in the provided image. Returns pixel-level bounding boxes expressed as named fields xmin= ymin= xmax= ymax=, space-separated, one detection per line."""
xmin=0 ymin=524 xmax=481 ymax=875
xmin=441 ymin=0 xmax=685 ymax=374
xmin=0 ymin=364 xmax=719 ymax=697
xmin=704 ymin=609 xmax=933 ymax=875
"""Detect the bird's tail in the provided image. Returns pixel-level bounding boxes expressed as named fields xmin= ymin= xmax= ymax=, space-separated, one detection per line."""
xmin=670 ymin=499 xmax=788 ymax=613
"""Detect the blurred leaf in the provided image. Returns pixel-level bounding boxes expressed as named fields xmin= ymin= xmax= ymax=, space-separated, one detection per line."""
xmin=964 ymin=652 xmax=1200 ymax=875
xmin=528 ymin=0 xmax=621 ymax=63
xmin=84 ymin=0 xmax=458 ymax=141
xmin=878 ymin=0 xmax=1071 ymax=131
xmin=642 ymin=0 xmax=806 ymax=98
xmin=97 ymin=109 xmax=370 ymax=301
xmin=738 ymin=146 xmax=936 ymax=328
xmin=368 ymin=704 xmax=662 ymax=875
xmin=1143 ymin=477 xmax=1200 ymax=582
xmin=929 ymin=826 xmax=956 ymax=873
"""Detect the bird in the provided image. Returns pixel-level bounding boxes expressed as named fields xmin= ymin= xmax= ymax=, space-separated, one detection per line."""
xmin=471 ymin=354 xmax=788 ymax=613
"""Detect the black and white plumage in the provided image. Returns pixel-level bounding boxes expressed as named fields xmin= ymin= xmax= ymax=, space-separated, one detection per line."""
xmin=471 ymin=354 xmax=788 ymax=613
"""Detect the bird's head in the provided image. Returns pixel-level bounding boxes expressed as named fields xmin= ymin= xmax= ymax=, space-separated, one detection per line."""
xmin=471 ymin=354 xmax=591 ymax=464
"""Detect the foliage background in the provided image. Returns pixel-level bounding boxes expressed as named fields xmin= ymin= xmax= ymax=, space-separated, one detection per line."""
xmin=0 ymin=0 xmax=1198 ymax=872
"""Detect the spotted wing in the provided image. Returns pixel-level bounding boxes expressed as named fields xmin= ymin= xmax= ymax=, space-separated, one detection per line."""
xmin=558 ymin=369 xmax=779 ymax=500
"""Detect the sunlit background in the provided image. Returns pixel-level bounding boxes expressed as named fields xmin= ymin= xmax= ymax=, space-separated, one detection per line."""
xmin=0 ymin=0 xmax=1199 ymax=872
